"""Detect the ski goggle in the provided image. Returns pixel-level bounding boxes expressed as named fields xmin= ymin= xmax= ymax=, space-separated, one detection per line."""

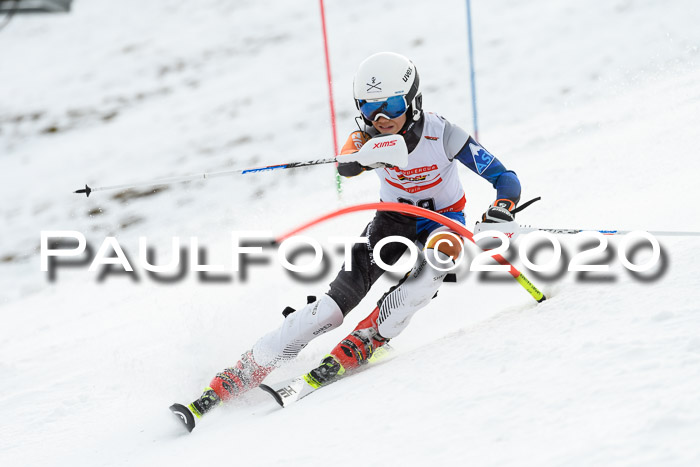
xmin=357 ymin=95 xmax=408 ymax=121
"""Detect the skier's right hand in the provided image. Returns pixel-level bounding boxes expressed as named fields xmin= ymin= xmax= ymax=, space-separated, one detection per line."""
xmin=363 ymin=162 xmax=395 ymax=170
xmin=335 ymin=134 xmax=408 ymax=168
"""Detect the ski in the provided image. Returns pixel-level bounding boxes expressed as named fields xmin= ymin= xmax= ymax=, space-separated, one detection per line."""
xmin=260 ymin=345 xmax=392 ymax=408
xmin=259 ymin=373 xmax=321 ymax=407
xmin=169 ymin=403 xmax=197 ymax=433
xmin=169 ymin=387 xmax=221 ymax=433
xmin=169 ymin=345 xmax=393 ymax=432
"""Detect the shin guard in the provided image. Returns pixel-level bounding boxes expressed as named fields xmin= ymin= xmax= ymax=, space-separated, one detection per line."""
xmin=376 ymin=249 xmax=450 ymax=339
xmin=251 ymin=294 xmax=344 ymax=368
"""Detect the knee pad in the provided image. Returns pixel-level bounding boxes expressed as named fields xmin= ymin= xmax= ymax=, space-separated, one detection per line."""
xmin=376 ymin=250 xmax=452 ymax=339
xmin=252 ymin=294 xmax=344 ymax=367
xmin=426 ymin=232 xmax=463 ymax=260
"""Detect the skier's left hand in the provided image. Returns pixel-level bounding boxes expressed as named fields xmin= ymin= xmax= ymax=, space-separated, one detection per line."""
xmin=474 ymin=199 xmax=520 ymax=246
xmin=480 ymin=199 xmax=516 ymax=223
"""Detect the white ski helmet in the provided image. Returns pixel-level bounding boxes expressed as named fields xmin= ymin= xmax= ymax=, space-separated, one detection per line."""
xmin=353 ymin=52 xmax=422 ymax=125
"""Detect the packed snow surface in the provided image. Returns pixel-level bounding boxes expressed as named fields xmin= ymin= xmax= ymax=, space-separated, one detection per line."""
xmin=1 ymin=1 xmax=700 ymax=466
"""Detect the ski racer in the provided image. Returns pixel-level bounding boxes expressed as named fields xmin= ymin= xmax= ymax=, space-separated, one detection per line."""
xmin=172 ymin=51 xmax=522 ymax=428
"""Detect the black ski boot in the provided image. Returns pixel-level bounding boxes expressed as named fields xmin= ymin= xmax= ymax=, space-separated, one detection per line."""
xmin=306 ymin=355 xmax=346 ymax=387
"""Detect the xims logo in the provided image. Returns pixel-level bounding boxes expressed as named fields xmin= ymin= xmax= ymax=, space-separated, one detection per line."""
xmin=373 ymin=140 xmax=397 ymax=149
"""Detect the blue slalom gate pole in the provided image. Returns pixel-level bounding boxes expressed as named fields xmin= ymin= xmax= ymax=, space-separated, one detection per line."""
xmin=465 ymin=0 xmax=479 ymax=141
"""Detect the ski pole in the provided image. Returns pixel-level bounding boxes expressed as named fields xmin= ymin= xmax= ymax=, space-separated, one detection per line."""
xmin=73 ymin=157 xmax=337 ymax=197
xmin=519 ymin=226 xmax=700 ymax=237
xmin=73 ymin=134 xmax=409 ymax=197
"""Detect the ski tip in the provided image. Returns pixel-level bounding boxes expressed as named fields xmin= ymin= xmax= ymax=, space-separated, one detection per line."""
xmin=259 ymin=384 xmax=285 ymax=408
xmin=74 ymin=184 xmax=92 ymax=197
xmin=169 ymin=403 xmax=196 ymax=433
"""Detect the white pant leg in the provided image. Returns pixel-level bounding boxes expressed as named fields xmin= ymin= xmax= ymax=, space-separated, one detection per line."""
xmin=252 ymin=294 xmax=344 ymax=367
xmin=377 ymin=250 xmax=451 ymax=339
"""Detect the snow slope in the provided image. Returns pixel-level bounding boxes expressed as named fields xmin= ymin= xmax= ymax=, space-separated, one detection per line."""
xmin=1 ymin=1 xmax=700 ymax=466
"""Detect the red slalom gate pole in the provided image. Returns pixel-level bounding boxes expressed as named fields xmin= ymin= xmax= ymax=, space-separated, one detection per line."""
xmin=275 ymin=202 xmax=546 ymax=303
xmin=318 ymin=0 xmax=342 ymax=195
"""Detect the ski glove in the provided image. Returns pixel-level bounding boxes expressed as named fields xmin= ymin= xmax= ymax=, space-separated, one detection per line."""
xmin=337 ymin=161 xmax=393 ymax=177
xmin=474 ymin=196 xmax=540 ymax=247
xmin=481 ymin=199 xmax=516 ymax=223
xmin=364 ymin=162 xmax=396 ymax=170
xmin=475 ymin=199 xmax=520 ymax=247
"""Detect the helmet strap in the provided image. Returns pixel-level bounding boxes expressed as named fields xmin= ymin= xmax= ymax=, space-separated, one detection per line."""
xmin=412 ymin=93 xmax=423 ymax=121
xmin=354 ymin=116 xmax=371 ymax=133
